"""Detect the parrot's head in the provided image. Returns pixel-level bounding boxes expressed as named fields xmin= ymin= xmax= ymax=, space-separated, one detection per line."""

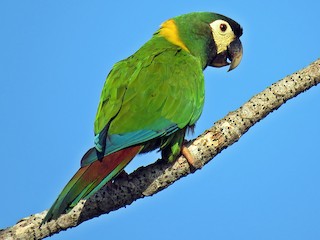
xmin=160 ymin=12 xmax=243 ymax=71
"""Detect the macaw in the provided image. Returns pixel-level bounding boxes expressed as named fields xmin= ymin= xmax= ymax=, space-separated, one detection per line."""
xmin=42 ymin=12 xmax=243 ymax=223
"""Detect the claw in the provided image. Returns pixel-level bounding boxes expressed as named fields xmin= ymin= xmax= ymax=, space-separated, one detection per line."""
xmin=181 ymin=146 xmax=203 ymax=169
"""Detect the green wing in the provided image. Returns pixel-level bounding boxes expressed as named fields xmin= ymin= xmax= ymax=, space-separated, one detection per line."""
xmin=93 ymin=40 xmax=205 ymax=159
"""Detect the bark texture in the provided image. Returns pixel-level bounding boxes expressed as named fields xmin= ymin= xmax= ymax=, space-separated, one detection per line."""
xmin=1 ymin=59 xmax=319 ymax=240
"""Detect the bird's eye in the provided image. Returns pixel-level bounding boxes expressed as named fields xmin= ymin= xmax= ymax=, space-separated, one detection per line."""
xmin=220 ymin=23 xmax=227 ymax=32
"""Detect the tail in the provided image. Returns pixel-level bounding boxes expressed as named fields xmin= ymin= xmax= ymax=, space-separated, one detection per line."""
xmin=42 ymin=145 xmax=142 ymax=224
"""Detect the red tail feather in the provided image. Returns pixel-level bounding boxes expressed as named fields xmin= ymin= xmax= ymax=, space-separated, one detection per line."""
xmin=80 ymin=145 xmax=142 ymax=187
xmin=42 ymin=145 xmax=142 ymax=223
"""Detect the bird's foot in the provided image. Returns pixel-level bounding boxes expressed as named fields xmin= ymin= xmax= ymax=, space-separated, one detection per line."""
xmin=181 ymin=145 xmax=203 ymax=171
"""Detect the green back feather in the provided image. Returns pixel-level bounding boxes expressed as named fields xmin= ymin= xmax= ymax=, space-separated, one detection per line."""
xmin=94 ymin=36 xmax=205 ymax=153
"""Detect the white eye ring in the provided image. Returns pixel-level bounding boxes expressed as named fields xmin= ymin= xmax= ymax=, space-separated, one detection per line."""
xmin=209 ymin=20 xmax=235 ymax=54
xmin=210 ymin=20 xmax=232 ymax=36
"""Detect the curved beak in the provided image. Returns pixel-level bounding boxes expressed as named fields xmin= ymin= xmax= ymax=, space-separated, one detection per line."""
xmin=209 ymin=38 xmax=243 ymax=71
xmin=227 ymin=38 xmax=243 ymax=71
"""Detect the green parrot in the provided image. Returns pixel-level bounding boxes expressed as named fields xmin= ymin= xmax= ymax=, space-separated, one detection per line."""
xmin=42 ymin=12 xmax=243 ymax=223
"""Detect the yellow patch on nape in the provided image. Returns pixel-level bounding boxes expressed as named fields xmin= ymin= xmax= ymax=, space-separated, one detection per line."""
xmin=159 ymin=19 xmax=190 ymax=52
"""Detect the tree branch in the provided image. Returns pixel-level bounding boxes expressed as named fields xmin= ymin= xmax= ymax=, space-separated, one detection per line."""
xmin=1 ymin=59 xmax=319 ymax=240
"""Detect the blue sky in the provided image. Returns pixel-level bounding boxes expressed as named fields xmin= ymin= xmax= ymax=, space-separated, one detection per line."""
xmin=1 ymin=1 xmax=320 ymax=239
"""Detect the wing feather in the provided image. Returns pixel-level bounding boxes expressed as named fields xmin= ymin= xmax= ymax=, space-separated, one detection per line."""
xmin=93 ymin=44 xmax=205 ymax=158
